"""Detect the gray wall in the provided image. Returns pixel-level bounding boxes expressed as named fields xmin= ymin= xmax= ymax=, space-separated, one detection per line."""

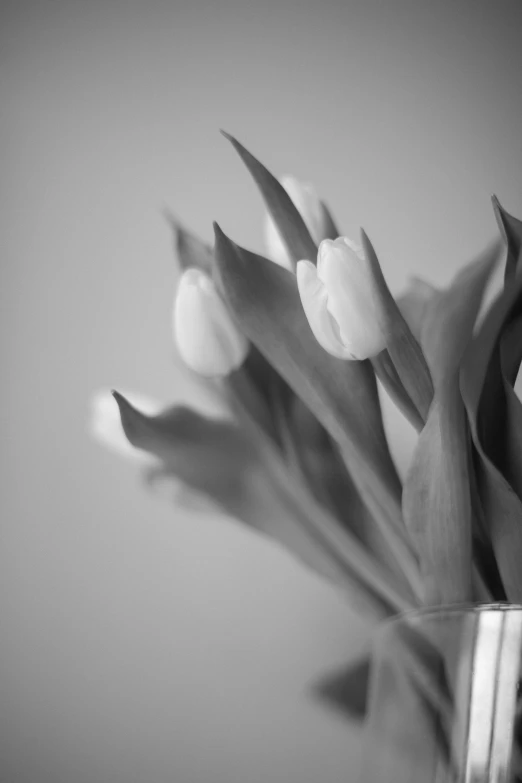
xmin=2 ymin=1 xmax=522 ymax=781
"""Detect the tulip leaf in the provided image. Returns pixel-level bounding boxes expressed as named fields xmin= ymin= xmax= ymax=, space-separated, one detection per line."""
xmin=371 ymin=350 xmax=424 ymax=432
xmin=499 ymin=315 xmax=522 ymax=502
xmin=460 ymin=271 xmax=522 ymax=602
xmin=313 ymin=655 xmax=371 ymax=721
xmin=221 ymin=131 xmax=317 ymax=270
xmin=492 ymin=195 xmax=522 ymax=282
xmin=470 ymin=201 xmax=522 ymax=511
xmin=319 ymin=201 xmax=341 ymax=241
xmin=403 ymin=392 xmax=474 ymax=604
xmin=501 ymin=381 xmax=522 ymax=500
xmin=165 ymin=211 xmax=214 ymax=275
xmin=396 ymin=277 xmax=439 ymax=345
xmin=421 ymin=242 xmax=500 ymax=388
xmin=112 ymin=391 xmax=412 ymax=619
xmin=285 ymin=396 xmax=413 ymax=587
xmin=361 ymin=230 xmax=434 ymax=423
xmin=213 ymin=224 xmax=423 ymax=600
xmin=361 ymin=623 xmax=453 ymax=783
xmin=402 ymin=248 xmax=498 ymax=605
xmin=500 ymin=314 xmax=522 ymax=386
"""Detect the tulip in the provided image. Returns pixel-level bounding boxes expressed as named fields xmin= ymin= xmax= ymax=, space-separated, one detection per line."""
xmin=296 ymin=236 xmax=387 ymax=360
xmin=173 ymin=267 xmax=249 ymax=376
xmin=89 ymin=388 xmax=162 ymax=462
xmin=264 ymin=175 xmax=327 ymax=270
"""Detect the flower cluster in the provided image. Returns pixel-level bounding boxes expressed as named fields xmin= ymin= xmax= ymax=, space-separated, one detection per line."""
xmin=90 ymin=134 xmax=522 ymax=626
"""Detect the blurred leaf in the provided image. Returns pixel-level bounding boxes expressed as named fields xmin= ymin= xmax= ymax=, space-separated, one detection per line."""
xmin=113 ymin=391 xmax=412 ymax=619
xmin=492 ymin=195 xmax=522 ymax=282
xmin=396 ymin=277 xmax=439 ymax=345
xmin=402 ymin=247 xmax=498 ymax=604
xmin=421 ymin=243 xmax=500 ymax=388
xmin=360 ymin=622 xmax=453 ymax=783
xmin=221 ymin=131 xmax=317 ymax=270
xmin=164 ymin=211 xmax=214 ymax=275
xmin=213 ymin=225 xmax=422 ymax=601
xmin=361 ymin=230 xmax=434 ymax=423
xmin=313 ymin=655 xmax=371 ymax=721
xmin=461 ymin=271 xmax=522 ymax=602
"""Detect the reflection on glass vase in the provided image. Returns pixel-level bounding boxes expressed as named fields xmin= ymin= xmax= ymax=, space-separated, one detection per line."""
xmin=360 ymin=604 xmax=522 ymax=783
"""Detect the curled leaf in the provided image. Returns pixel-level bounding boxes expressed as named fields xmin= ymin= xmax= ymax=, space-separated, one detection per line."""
xmin=113 ymin=391 xmax=412 ymax=619
xmin=492 ymin=195 xmax=522 ymax=282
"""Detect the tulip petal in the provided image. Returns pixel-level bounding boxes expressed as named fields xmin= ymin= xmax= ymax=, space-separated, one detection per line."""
xmin=296 ymin=260 xmax=353 ymax=359
xmin=173 ymin=268 xmax=248 ymax=377
xmin=317 ymin=240 xmax=387 ymax=360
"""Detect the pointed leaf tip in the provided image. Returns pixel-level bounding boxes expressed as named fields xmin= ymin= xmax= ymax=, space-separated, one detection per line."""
xmin=219 ymin=129 xmax=234 ymax=142
xmin=111 ymin=390 xmax=136 ymax=420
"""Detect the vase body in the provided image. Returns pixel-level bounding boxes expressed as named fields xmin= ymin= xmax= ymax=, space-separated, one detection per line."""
xmin=360 ymin=603 xmax=522 ymax=783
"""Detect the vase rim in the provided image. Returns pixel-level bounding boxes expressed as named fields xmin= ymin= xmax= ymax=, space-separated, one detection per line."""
xmin=392 ymin=601 xmax=522 ymax=623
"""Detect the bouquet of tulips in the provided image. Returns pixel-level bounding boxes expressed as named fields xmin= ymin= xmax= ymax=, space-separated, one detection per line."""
xmin=91 ymin=133 xmax=522 ymax=718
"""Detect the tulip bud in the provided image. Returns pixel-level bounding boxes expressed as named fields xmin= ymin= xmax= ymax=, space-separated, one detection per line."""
xmin=173 ymin=268 xmax=249 ymax=377
xmin=296 ymin=237 xmax=387 ymax=360
xmin=89 ymin=389 xmax=162 ymax=462
xmin=264 ymin=175 xmax=327 ymax=271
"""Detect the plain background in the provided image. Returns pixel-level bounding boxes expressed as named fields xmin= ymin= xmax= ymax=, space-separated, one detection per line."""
xmin=2 ymin=1 xmax=522 ymax=781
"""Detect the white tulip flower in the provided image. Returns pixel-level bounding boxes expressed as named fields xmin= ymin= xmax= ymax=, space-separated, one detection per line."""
xmin=173 ymin=268 xmax=248 ymax=377
xmin=296 ymin=236 xmax=387 ymax=360
xmin=264 ymin=175 xmax=327 ymax=271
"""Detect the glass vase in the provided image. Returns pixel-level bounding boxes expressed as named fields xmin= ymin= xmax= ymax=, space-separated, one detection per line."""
xmin=360 ymin=603 xmax=522 ymax=783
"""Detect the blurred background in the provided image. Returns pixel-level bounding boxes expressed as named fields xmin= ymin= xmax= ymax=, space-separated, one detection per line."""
xmin=2 ymin=0 xmax=522 ymax=781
